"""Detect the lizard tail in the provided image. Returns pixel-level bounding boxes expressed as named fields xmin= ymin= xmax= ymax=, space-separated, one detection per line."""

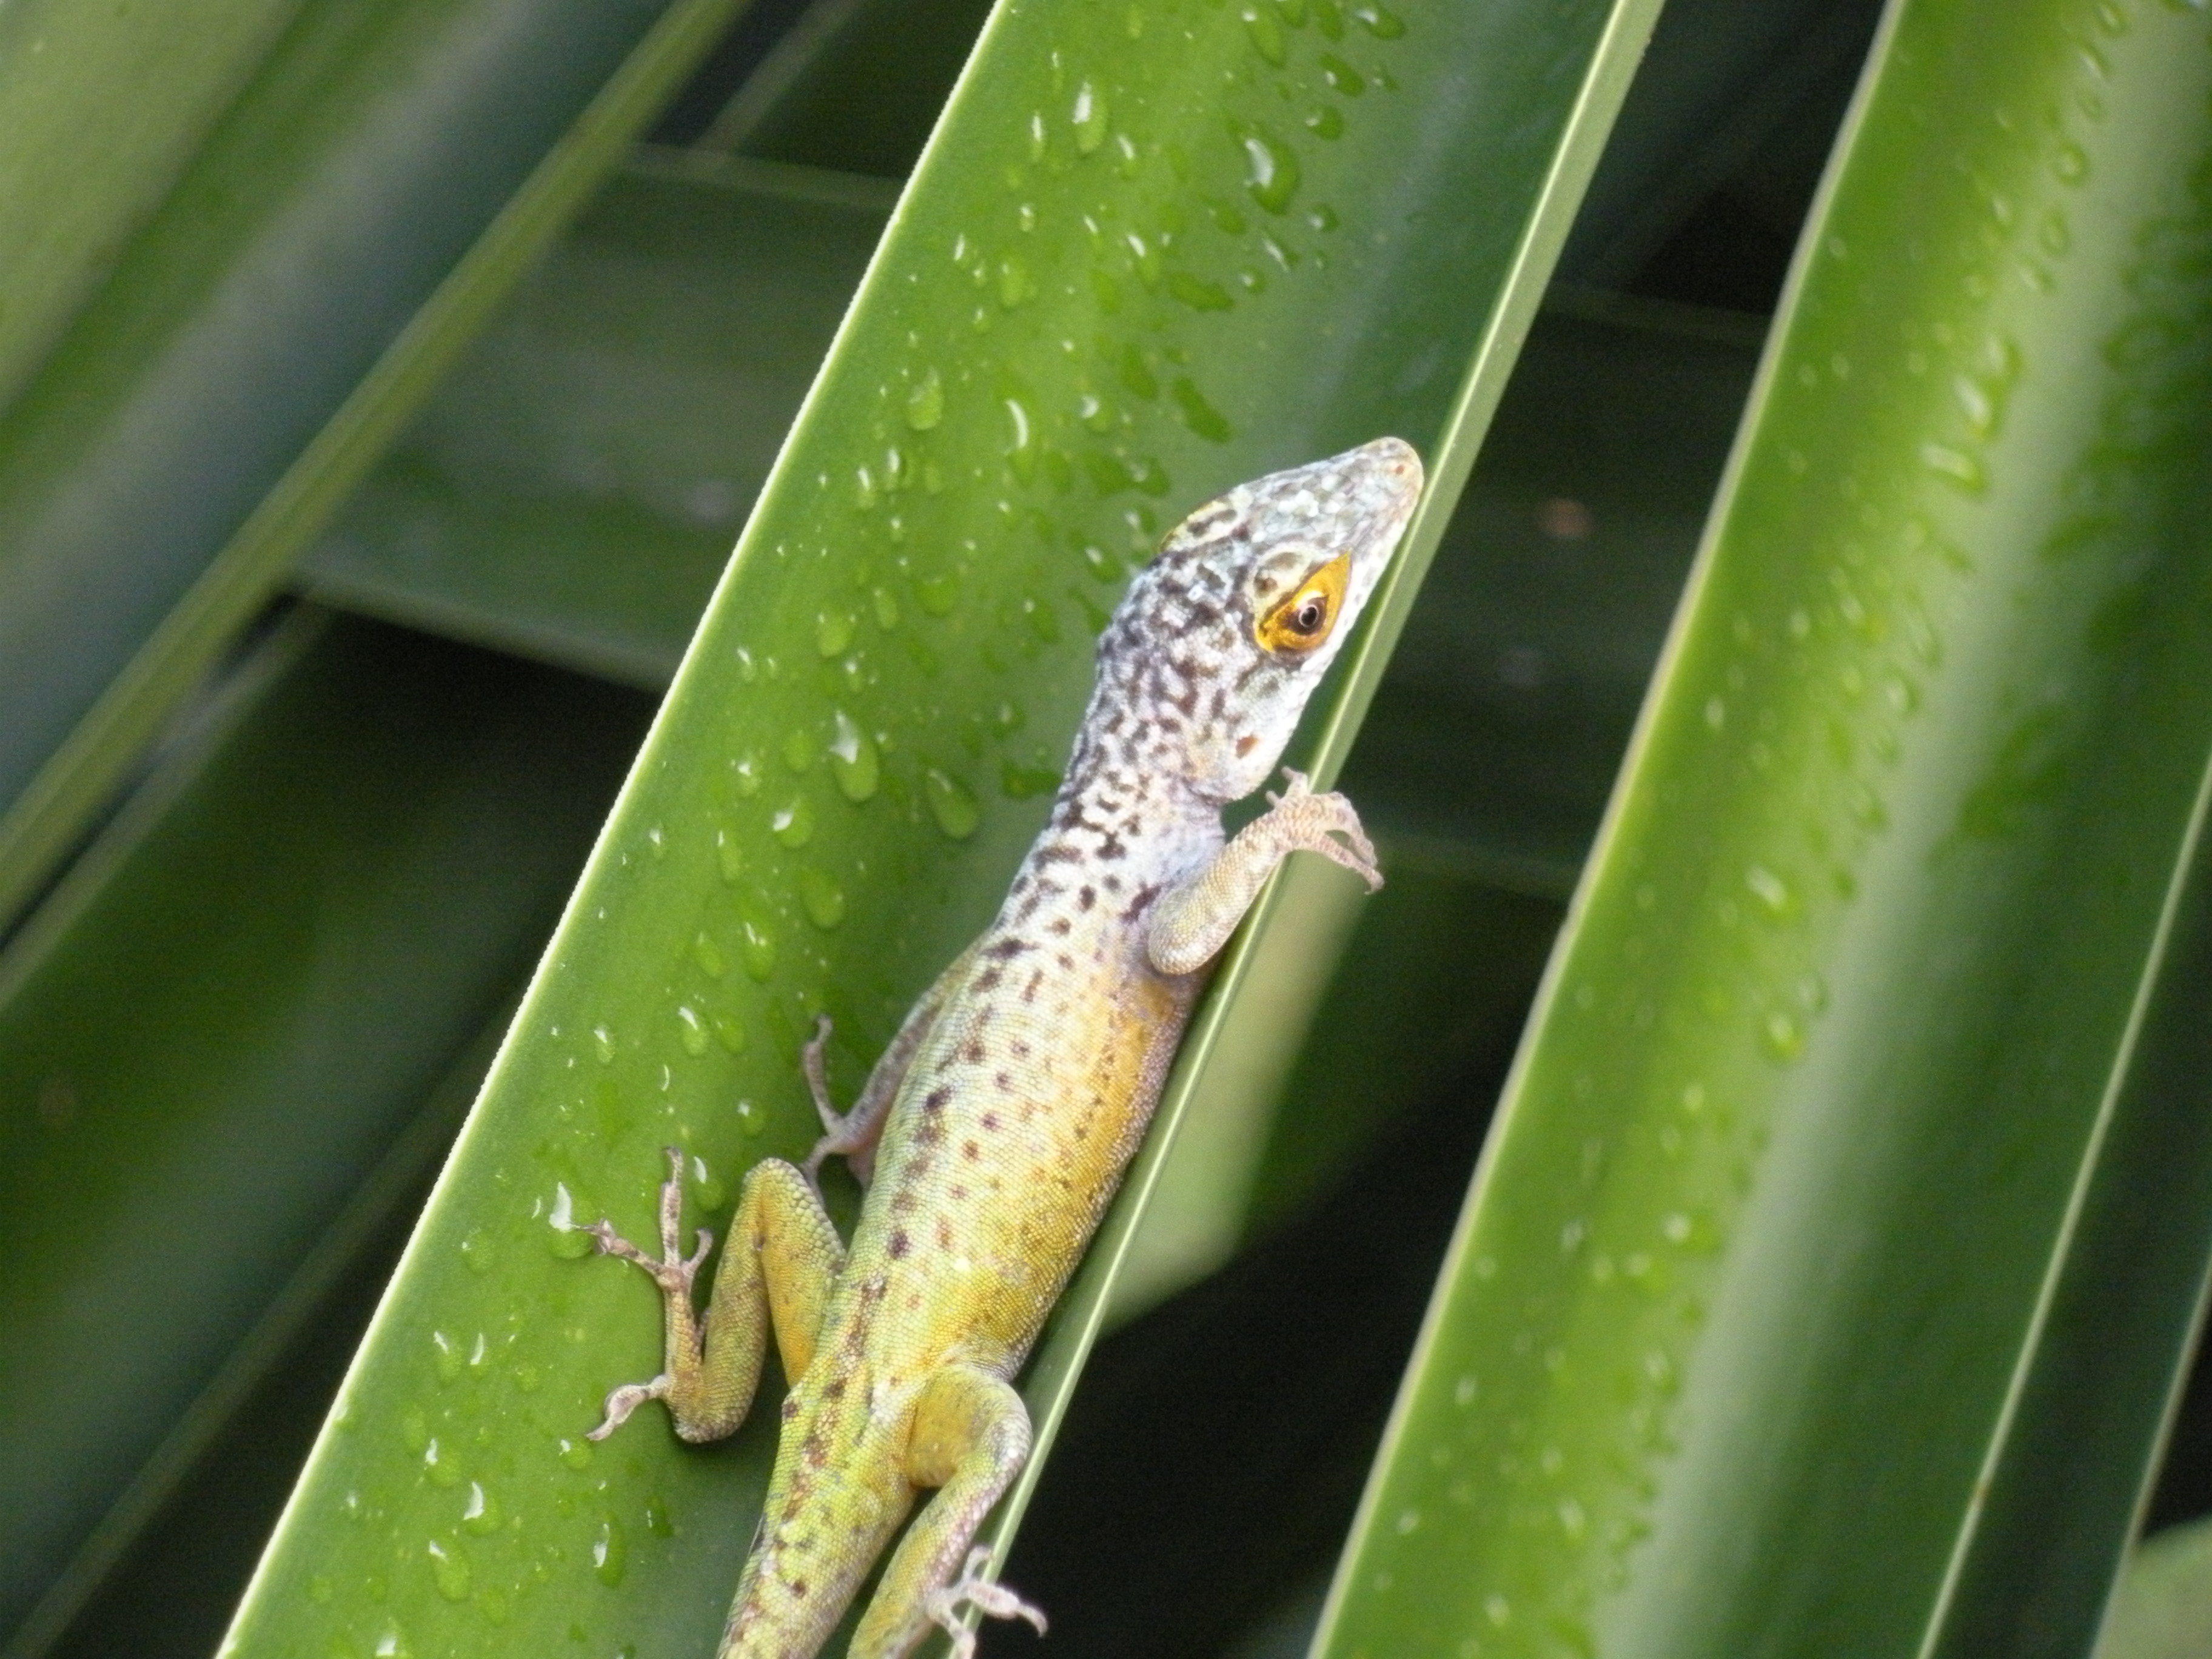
xmin=715 ymin=1427 xmax=911 ymax=1659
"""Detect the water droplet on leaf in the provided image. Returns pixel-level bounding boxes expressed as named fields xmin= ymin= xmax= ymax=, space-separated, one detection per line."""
xmin=797 ymin=868 xmax=848 ymax=930
xmin=904 ymin=367 xmax=944 ymax=431
xmin=925 ymin=769 xmax=982 ymax=839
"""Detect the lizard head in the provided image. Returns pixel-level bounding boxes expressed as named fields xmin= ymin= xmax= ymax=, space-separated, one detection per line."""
xmin=1091 ymin=436 xmax=1423 ymax=805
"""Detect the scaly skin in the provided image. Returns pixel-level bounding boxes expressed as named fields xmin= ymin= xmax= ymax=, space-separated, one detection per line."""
xmin=586 ymin=437 xmax=1423 ymax=1657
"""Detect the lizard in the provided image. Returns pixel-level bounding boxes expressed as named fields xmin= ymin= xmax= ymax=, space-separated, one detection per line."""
xmin=583 ymin=435 xmax=1424 ymax=1658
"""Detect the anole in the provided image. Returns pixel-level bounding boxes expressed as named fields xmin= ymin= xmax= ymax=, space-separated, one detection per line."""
xmin=586 ymin=437 xmax=1423 ymax=1657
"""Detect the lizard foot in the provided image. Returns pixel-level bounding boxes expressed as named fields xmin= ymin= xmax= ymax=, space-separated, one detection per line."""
xmin=923 ymin=1547 xmax=1048 ymax=1658
xmin=587 ymin=1372 xmax=671 ymax=1440
xmin=800 ymin=1015 xmax=879 ymax=1188
xmin=585 ymin=1150 xmax=715 ymax=1440
xmin=1265 ymin=768 xmax=1383 ymax=891
xmin=801 ymin=1014 xmax=840 ymax=1133
xmin=587 ymin=1147 xmax=715 ymax=1295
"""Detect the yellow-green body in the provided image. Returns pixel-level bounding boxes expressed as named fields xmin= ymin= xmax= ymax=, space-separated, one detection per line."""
xmin=585 ymin=438 xmax=1421 ymax=1657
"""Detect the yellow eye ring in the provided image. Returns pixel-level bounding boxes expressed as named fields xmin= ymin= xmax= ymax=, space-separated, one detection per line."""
xmin=1255 ymin=552 xmax=1352 ymax=655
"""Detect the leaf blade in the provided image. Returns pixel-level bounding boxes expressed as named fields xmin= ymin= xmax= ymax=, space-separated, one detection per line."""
xmin=1313 ymin=2 xmax=2212 ymax=1654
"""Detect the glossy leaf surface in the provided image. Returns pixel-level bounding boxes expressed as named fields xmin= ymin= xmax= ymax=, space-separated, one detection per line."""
xmin=1318 ymin=1 xmax=2212 ymax=1655
xmin=222 ymin=0 xmax=1664 ymax=1652
xmin=2097 ymin=1518 xmax=2212 ymax=1659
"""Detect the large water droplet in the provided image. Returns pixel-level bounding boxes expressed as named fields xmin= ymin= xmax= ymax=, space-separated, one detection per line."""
xmin=1072 ymin=80 xmax=1109 ymax=152
xmin=694 ymin=930 xmax=727 ymax=979
xmin=689 ymin=1153 xmax=728 ymax=1212
xmin=925 ymin=769 xmax=982 ymax=839
xmin=1167 ymin=272 xmax=1233 ymax=312
xmin=427 ymin=1540 xmax=475 ymax=1601
xmin=1119 ymin=343 xmax=1159 ymax=399
xmin=1744 ymin=865 xmax=1792 ymax=918
xmin=1762 ymin=1009 xmax=1806 ymax=1062
xmin=797 ymin=868 xmax=848 ymax=931
xmin=423 ymin=1436 xmax=462 ymax=1487
xmin=740 ymin=920 xmax=777 ymax=982
xmin=715 ymin=828 xmax=744 ymax=884
xmin=460 ymin=1229 xmax=496 ymax=1275
xmin=591 ymin=1025 xmax=616 ymax=1064
xmin=676 ymin=1005 xmax=710 ymax=1056
xmin=916 ymin=571 xmax=960 ymax=615
xmin=1352 ymin=0 xmax=1406 ymax=35
xmin=1004 ymin=396 xmax=1037 ymax=478
xmin=429 ymin=1329 xmax=464 ymax=1384
xmin=904 ymin=367 xmax=944 ymax=431
xmin=736 ymin=1097 xmax=768 ymax=1136
xmin=772 ymin=796 xmax=816 ymax=848
xmin=829 ymin=711 xmax=882 ymax=802
xmin=594 ymin=1515 xmax=629 ymax=1587
xmin=1317 ymin=50 xmax=1365 ymax=93
xmin=1245 ymin=5 xmax=1288 ymax=62
xmin=1241 ymin=129 xmax=1301 ymax=215
xmin=815 ymin=611 xmax=855 ymax=659
xmin=547 ymin=1182 xmax=593 ymax=1259
xmin=1919 ymin=442 xmax=1988 ymax=494
xmin=463 ymin=1483 xmax=503 ymax=1536
xmin=1171 ymin=376 xmax=1233 ymax=442
xmin=1001 ymin=759 xmax=1062 ymax=799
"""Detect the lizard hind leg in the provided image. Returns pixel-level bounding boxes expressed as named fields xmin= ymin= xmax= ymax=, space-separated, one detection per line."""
xmin=586 ymin=1153 xmax=843 ymax=1444
xmin=850 ymin=1364 xmax=1044 ymax=1659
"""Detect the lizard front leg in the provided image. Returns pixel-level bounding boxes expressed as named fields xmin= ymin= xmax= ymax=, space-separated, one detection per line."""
xmin=802 ymin=940 xmax=977 ymax=1188
xmin=1147 ymin=769 xmax=1383 ymax=977
xmin=587 ymin=1151 xmax=843 ymax=1443
xmin=850 ymin=1364 xmax=1045 ymax=1659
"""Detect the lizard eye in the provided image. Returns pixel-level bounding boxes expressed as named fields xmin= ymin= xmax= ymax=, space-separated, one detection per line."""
xmin=1255 ymin=552 xmax=1352 ymax=655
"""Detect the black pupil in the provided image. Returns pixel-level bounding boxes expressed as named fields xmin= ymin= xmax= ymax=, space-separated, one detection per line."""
xmin=1292 ymin=595 xmax=1325 ymax=632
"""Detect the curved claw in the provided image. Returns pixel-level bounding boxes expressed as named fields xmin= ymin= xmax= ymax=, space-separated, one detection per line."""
xmin=588 ymin=1373 xmax=671 ymax=1440
xmin=924 ymin=1547 xmax=1048 ymax=1658
xmin=802 ymin=1014 xmax=840 ymax=1131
